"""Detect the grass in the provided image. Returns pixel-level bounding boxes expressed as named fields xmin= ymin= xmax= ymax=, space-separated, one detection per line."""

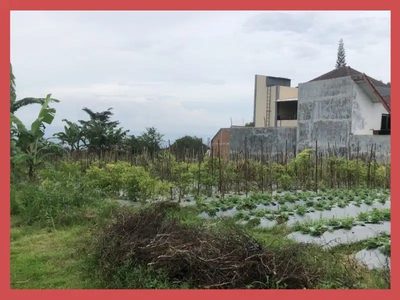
xmin=10 ymin=205 xmax=203 ymax=290
xmin=11 ymin=222 xmax=96 ymax=289
xmin=10 ymin=221 xmax=194 ymax=290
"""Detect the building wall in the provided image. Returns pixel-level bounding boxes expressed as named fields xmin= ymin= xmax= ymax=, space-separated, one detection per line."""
xmin=278 ymin=120 xmax=297 ymax=127
xmin=229 ymin=127 xmax=297 ymax=157
xmin=278 ymin=86 xmax=298 ymax=100
xmin=227 ymin=128 xmax=390 ymax=162
xmin=349 ymin=135 xmax=391 ymax=162
xmin=211 ymin=128 xmax=390 ymax=162
xmin=254 ymin=75 xmax=277 ymax=127
xmin=297 ymin=76 xmax=354 ymax=150
xmin=351 ymin=83 xmax=388 ymax=135
xmin=254 ymin=76 xmax=298 ymax=128
xmin=211 ymin=128 xmax=230 ymax=158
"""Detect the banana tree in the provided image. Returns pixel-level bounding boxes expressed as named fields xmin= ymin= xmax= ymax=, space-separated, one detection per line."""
xmin=11 ymin=97 xmax=60 ymax=114
xmin=53 ymin=119 xmax=83 ymax=153
xmin=11 ymin=94 xmax=60 ymax=179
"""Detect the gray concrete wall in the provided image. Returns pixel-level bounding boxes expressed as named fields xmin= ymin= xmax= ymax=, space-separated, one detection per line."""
xmin=297 ymin=76 xmax=354 ymax=152
xmin=229 ymin=127 xmax=297 ymax=158
xmin=227 ymin=127 xmax=390 ymax=162
xmin=349 ymin=135 xmax=391 ymax=162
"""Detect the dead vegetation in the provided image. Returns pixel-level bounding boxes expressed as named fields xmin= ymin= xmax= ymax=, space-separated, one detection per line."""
xmin=93 ymin=202 xmax=335 ymax=289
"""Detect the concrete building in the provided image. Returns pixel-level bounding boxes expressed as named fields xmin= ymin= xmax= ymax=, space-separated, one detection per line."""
xmin=297 ymin=66 xmax=391 ymax=151
xmin=253 ymin=75 xmax=298 ymax=128
xmin=211 ymin=66 xmax=390 ymax=161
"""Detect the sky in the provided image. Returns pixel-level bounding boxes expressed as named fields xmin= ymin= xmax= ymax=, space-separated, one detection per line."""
xmin=10 ymin=10 xmax=390 ymax=145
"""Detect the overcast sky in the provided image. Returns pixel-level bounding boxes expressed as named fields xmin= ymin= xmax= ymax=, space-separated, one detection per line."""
xmin=10 ymin=10 xmax=390 ymax=144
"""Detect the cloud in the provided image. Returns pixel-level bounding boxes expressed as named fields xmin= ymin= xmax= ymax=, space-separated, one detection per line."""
xmin=11 ymin=11 xmax=390 ymax=142
xmin=243 ymin=11 xmax=318 ymax=34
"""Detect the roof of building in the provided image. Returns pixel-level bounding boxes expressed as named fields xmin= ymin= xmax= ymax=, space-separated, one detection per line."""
xmin=383 ymin=95 xmax=391 ymax=111
xmin=309 ymin=66 xmax=389 ymax=88
xmin=352 ymin=73 xmax=391 ymax=113
xmin=309 ymin=66 xmax=391 ymax=113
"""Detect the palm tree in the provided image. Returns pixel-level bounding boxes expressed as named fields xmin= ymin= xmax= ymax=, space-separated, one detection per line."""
xmin=10 ymin=63 xmax=59 ymax=114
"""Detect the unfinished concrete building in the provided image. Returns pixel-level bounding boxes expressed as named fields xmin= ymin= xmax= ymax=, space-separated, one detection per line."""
xmin=297 ymin=66 xmax=391 ymax=152
xmin=211 ymin=66 xmax=391 ymax=161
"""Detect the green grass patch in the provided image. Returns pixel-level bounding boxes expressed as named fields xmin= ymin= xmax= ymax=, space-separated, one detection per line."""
xmin=11 ymin=224 xmax=97 ymax=289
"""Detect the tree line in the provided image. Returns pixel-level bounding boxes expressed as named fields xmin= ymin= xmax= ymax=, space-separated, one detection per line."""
xmin=10 ymin=63 xmax=209 ymax=178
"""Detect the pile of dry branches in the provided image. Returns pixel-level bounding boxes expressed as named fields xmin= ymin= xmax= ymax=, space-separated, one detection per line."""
xmin=94 ymin=202 xmax=324 ymax=289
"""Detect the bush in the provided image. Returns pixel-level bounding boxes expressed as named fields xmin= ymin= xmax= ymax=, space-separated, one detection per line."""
xmin=38 ymin=162 xmax=83 ymax=182
xmin=85 ymin=162 xmax=171 ymax=201
xmin=11 ymin=179 xmax=115 ymax=227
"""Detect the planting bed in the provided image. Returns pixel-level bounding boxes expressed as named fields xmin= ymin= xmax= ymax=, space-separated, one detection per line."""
xmin=195 ymin=188 xmax=391 ymax=270
xmin=195 ymin=189 xmax=390 ymax=225
xmin=113 ymin=188 xmax=391 ymax=270
xmin=355 ymin=249 xmax=391 ymax=270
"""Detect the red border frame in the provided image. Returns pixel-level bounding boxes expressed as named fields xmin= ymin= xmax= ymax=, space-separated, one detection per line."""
xmin=2 ymin=1 xmax=396 ymax=299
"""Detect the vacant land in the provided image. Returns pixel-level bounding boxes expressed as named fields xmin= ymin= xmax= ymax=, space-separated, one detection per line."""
xmin=10 ymin=155 xmax=391 ymax=289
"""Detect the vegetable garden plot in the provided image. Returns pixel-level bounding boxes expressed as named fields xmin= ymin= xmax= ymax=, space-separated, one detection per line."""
xmin=355 ymin=249 xmax=390 ymax=270
xmin=286 ymin=222 xmax=390 ymax=249
xmin=195 ymin=189 xmax=390 ymax=228
xmin=286 ymin=201 xmax=390 ymax=226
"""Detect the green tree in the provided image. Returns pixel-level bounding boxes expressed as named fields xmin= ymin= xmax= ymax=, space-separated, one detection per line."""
xmin=171 ymin=135 xmax=208 ymax=158
xmin=78 ymin=107 xmax=128 ymax=159
xmin=124 ymin=134 xmax=143 ymax=154
xmin=335 ymin=38 xmax=346 ymax=69
xmin=138 ymin=127 xmax=164 ymax=154
xmin=245 ymin=122 xmax=254 ymax=127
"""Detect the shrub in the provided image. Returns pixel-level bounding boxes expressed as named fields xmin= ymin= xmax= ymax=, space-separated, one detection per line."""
xmin=11 ymin=180 xmax=115 ymax=227
xmin=85 ymin=162 xmax=171 ymax=202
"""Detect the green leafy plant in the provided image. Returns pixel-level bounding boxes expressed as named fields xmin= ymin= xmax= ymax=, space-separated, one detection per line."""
xmin=11 ymin=94 xmax=65 ymax=179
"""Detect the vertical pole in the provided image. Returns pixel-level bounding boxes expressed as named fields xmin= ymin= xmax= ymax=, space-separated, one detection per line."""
xmin=315 ymin=140 xmax=318 ymax=192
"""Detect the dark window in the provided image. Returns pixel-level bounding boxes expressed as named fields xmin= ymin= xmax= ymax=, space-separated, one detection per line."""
xmin=277 ymin=101 xmax=298 ymax=120
xmin=380 ymin=114 xmax=390 ymax=131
